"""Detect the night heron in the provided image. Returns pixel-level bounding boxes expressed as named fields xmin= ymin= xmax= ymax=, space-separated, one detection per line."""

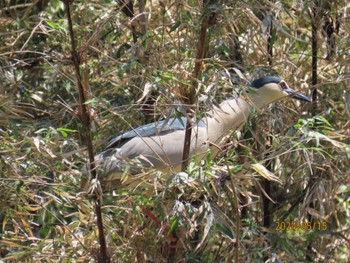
xmin=83 ymin=76 xmax=310 ymax=191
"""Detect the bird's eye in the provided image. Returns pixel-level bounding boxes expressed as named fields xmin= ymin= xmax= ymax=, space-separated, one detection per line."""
xmin=280 ymin=81 xmax=287 ymax=90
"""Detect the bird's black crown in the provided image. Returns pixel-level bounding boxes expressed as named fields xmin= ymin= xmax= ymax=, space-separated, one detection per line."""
xmin=250 ymin=76 xmax=282 ymax=89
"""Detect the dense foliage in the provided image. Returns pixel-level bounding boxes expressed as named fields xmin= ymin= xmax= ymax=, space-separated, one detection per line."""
xmin=0 ymin=0 xmax=349 ymax=262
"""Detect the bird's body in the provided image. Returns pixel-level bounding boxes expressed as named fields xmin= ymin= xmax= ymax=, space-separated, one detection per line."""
xmin=85 ymin=76 xmax=310 ymax=190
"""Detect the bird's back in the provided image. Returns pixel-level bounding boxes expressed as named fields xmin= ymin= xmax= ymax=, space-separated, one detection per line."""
xmin=90 ymin=118 xmax=210 ymax=190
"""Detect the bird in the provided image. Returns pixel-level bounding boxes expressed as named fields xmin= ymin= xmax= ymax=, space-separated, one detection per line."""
xmin=83 ymin=76 xmax=310 ymax=191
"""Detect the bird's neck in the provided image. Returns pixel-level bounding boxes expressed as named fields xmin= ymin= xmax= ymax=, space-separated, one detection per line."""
xmin=205 ymin=97 xmax=251 ymax=143
xmin=246 ymin=93 xmax=266 ymax=108
xmin=245 ymin=88 xmax=282 ymax=108
xmin=205 ymin=91 xmax=277 ymax=145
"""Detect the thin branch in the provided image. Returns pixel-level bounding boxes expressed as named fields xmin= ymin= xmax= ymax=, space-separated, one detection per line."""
xmin=306 ymin=2 xmax=320 ymax=261
xmin=20 ymin=19 xmax=46 ymax=51
xmin=309 ymin=5 xmax=318 ymax=109
xmin=226 ymin=163 xmax=240 ymax=263
xmin=181 ymin=0 xmax=218 ymax=171
xmin=0 ymin=2 xmax=34 ymax=12
xmin=63 ymin=1 xmax=109 ymax=262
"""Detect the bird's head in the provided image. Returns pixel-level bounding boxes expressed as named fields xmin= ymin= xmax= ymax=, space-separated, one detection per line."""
xmin=248 ymin=76 xmax=311 ymax=107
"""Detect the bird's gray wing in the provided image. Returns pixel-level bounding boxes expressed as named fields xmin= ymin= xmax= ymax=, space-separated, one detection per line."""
xmin=85 ymin=117 xmax=207 ymax=190
xmin=106 ymin=117 xmax=187 ymax=149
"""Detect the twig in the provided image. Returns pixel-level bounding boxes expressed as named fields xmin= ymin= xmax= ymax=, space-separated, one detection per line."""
xmin=306 ymin=2 xmax=319 ymax=261
xmin=181 ymin=0 xmax=218 ymax=170
xmin=225 ymin=162 xmax=240 ymax=263
xmin=63 ymin=1 xmax=109 ymax=262
xmin=309 ymin=5 xmax=318 ymax=108
xmin=20 ymin=19 xmax=46 ymax=51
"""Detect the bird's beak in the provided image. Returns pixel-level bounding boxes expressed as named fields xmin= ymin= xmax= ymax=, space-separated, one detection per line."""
xmin=284 ymin=87 xmax=311 ymax=102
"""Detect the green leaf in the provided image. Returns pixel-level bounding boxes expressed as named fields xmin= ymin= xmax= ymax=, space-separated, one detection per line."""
xmin=57 ymin=127 xmax=78 ymax=138
xmin=167 ymin=216 xmax=179 ymax=237
xmin=85 ymin=98 xmax=99 ymax=107
xmin=120 ymin=165 xmax=131 ymax=182
xmin=170 ymin=20 xmax=181 ymax=32
xmin=45 ymin=21 xmax=60 ymax=30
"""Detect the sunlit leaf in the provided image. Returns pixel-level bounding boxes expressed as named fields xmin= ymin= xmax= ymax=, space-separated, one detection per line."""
xmin=251 ymin=163 xmax=282 ymax=184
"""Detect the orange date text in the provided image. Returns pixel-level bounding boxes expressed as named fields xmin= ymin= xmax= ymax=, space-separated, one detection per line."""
xmin=275 ymin=221 xmax=327 ymax=231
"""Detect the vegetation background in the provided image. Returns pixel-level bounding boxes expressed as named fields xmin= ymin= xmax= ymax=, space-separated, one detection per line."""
xmin=0 ymin=0 xmax=349 ymax=262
